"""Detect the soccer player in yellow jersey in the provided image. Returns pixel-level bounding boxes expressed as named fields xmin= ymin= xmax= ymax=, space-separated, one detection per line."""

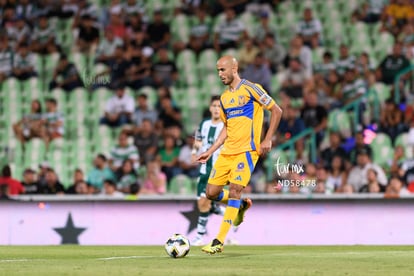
xmin=197 ymin=55 xmax=283 ymax=254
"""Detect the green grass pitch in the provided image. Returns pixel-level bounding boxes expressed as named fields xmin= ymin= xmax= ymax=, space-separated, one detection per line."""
xmin=1 ymin=246 xmax=414 ymax=275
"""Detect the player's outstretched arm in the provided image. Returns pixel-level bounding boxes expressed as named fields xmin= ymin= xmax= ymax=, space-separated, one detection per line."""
xmin=260 ymin=103 xmax=283 ymax=155
xmin=196 ymin=127 xmax=227 ymax=164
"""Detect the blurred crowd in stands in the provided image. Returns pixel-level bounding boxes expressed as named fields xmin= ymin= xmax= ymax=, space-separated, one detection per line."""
xmin=1 ymin=0 xmax=414 ymax=197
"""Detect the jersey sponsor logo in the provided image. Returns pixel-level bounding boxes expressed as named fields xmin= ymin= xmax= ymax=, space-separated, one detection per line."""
xmin=236 ymin=162 xmax=245 ymax=172
xmin=229 ymin=98 xmax=235 ymax=104
xmin=234 ymin=175 xmax=242 ymax=182
xmin=227 ymin=109 xmax=243 ymax=117
xmin=259 ymin=94 xmax=272 ymax=105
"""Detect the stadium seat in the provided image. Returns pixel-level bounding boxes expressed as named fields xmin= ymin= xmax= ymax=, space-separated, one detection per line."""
xmin=168 ymin=174 xmax=194 ymax=195
xmin=327 ymin=109 xmax=352 ymax=138
xmin=395 ymin=132 xmax=413 ymax=158
xmin=371 ymin=132 xmax=393 ymax=149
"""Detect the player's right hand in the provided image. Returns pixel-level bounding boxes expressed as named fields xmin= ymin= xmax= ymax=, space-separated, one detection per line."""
xmin=196 ymin=152 xmax=211 ymax=164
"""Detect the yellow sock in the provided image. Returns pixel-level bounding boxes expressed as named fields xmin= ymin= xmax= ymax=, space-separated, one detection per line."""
xmin=216 ymin=198 xmax=240 ymax=244
xmin=215 ymin=189 xmax=229 ymax=204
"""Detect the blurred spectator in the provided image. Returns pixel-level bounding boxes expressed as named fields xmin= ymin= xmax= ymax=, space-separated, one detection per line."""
xmin=13 ymin=99 xmax=44 ymax=144
xmin=42 ymin=98 xmax=64 ymax=149
xmin=37 ymin=161 xmax=50 ymax=187
xmin=390 ymin=145 xmax=405 ymax=177
xmin=237 ymin=37 xmax=260 ymax=71
xmin=66 ymin=168 xmax=84 ymax=194
xmin=385 ymin=176 xmax=409 ymax=197
xmin=106 ymin=9 xmax=127 ymax=40
xmin=213 ymin=8 xmax=247 ymax=52
xmin=95 ymin=28 xmax=124 ymax=66
xmin=359 ymin=168 xmax=385 ymax=193
xmin=7 ymin=16 xmax=31 ymax=48
xmin=123 ymin=0 xmax=145 ymax=17
xmin=115 ymin=159 xmax=138 ymax=193
xmin=355 ymin=52 xmax=376 ymax=79
xmin=49 ymin=54 xmax=84 ymax=92
xmin=140 ymin=160 xmax=167 ymax=194
xmin=339 ymin=67 xmax=367 ymax=105
xmin=66 ymin=180 xmax=90 ymax=195
xmin=379 ymin=99 xmax=406 ymax=142
xmin=301 ymin=92 xmax=328 ymax=144
xmin=313 ymin=51 xmax=336 ymax=79
xmin=349 ymin=131 xmax=373 ymax=165
xmin=0 ymin=165 xmax=24 ymax=195
xmin=178 ymin=134 xmax=199 ymax=178
xmin=241 ymin=53 xmax=272 ymax=93
xmin=109 ymin=131 xmax=140 ymax=171
xmin=86 ymin=154 xmax=116 ymax=192
xmin=102 ymin=179 xmax=124 ymax=197
xmin=382 ymin=0 xmax=414 ymax=36
xmin=399 ymin=23 xmax=414 ymax=57
xmin=38 ymin=168 xmax=65 ymax=195
xmin=277 ymin=104 xmax=305 ymax=143
xmin=100 ymin=86 xmax=134 ymax=128
xmin=146 ymin=10 xmax=170 ymax=50
xmin=320 ymin=132 xmax=347 ymax=169
xmin=281 ymin=58 xmax=312 ymax=99
xmin=99 ymin=0 xmax=122 ymax=27
xmin=157 ymin=95 xmax=183 ymax=131
xmin=72 ymin=0 xmax=99 ymax=29
xmin=294 ymin=139 xmax=309 ymax=165
xmin=125 ymin=44 xmax=152 ymax=89
xmin=296 ymin=7 xmax=322 ymax=49
xmin=347 ymin=149 xmax=387 ymax=192
xmin=95 ymin=46 xmax=131 ymax=89
xmin=376 ymin=42 xmax=411 ymax=86
xmin=126 ymin=183 xmax=140 ymax=199
xmin=15 ymin=0 xmax=35 ymax=21
xmin=75 ymin=14 xmax=100 ymax=54
xmin=31 ymin=15 xmax=58 ymax=54
xmin=12 ymin=43 xmax=37 ymax=81
xmin=261 ymin=33 xmax=286 ymax=73
xmin=337 ymin=184 xmax=354 ymax=194
xmin=254 ymin=11 xmax=278 ymax=46
xmin=157 ymin=135 xmax=181 ymax=183
xmin=0 ymin=35 xmax=13 ymax=83
xmin=132 ymin=94 xmax=158 ymax=131
xmin=210 ymin=0 xmax=248 ymax=16
xmin=125 ymin=12 xmax=145 ymax=41
xmin=133 ymin=118 xmax=159 ymax=165
xmin=21 ymin=168 xmax=40 ymax=194
xmin=355 ymin=0 xmax=386 ymax=23
xmin=151 ymin=48 xmax=178 ymax=88
xmin=186 ymin=8 xmax=211 ymax=54
xmin=335 ymin=44 xmax=356 ymax=76
xmin=284 ymin=36 xmax=312 ymax=77
xmin=325 ymin=155 xmax=347 ymax=193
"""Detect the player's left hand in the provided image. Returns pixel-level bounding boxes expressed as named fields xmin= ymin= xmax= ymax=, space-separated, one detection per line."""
xmin=260 ymin=139 xmax=272 ymax=156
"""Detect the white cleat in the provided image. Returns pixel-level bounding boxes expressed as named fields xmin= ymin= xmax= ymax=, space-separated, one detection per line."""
xmin=192 ymin=236 xmax=204 ymax=246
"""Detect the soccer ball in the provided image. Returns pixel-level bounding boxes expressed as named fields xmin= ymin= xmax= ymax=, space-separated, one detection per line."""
xmin=164 ymin=234 xmax=190 ymax=258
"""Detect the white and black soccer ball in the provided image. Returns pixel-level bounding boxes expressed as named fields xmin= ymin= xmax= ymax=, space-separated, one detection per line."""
xmin=164 ymin=234 xmax=190 ymax=258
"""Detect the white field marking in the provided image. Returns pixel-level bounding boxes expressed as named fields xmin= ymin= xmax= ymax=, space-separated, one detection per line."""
xmin=255 ymin=251 xmax=414 ymax=258
xmin=0 ymin=259 xmax=30 ymax=263
xmin=96 ymin=255 xmax=162 ymax=260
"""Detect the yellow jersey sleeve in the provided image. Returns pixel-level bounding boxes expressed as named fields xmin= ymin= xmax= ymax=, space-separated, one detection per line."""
xmin=243 ymin=81 xmax=275 ymax=110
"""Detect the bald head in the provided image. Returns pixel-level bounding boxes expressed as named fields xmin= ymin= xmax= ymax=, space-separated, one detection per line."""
xmin=217 ymin=55 xmax=240 ymax=87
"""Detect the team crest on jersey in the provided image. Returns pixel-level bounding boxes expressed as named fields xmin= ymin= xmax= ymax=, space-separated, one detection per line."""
xmin=236 ymin=162 xmax=245 ymax=172
xmin=238 ymin=95 xmax=246 ymax=106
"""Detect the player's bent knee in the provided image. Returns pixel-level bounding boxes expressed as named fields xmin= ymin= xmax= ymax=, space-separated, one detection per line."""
xmin=205 ymin=184 xmax=221 ymax=200
xmin=229 ymin=183 xmax=243 ymax=199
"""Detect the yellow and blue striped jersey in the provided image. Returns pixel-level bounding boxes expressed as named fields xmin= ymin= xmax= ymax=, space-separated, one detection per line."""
xmin=219 ymin=79 xmax=275 ymax=155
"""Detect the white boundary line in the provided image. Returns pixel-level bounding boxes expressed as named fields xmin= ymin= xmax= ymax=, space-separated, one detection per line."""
xmin=0 ymin=259 xmax=30 ymax=263
xmin=96 ymin=256 xmax=160 ymax=260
